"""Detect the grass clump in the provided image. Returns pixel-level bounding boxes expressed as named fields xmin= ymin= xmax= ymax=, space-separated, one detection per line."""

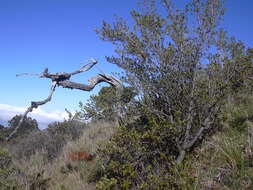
xmin=0 ymin=148 xmax=18 ymax=190
xmin=44 ymin=121 xmax=117 ymax=190
xmin=191 ymin=126 xmax=253 ymax=189
xmin=188 ymin=97 xmax=253 ymax=189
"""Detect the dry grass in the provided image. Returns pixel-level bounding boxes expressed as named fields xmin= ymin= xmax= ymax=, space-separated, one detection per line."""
xmin=12 ymin=121 xmax=117 ymax=190
xmin=189 ymin=123 xmax=253 ymax=190
xmin=7 ymin=97 xmax=253 ymax=190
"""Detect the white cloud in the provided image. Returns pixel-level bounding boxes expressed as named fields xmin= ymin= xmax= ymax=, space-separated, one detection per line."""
xmin=0 ymin=104 xmax=69 ymax=129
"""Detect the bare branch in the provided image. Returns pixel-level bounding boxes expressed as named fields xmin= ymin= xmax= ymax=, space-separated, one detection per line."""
xmin=16 ymin=58 xmax=98 ymax=81
xmin=58 ymin=74 xmax=122 ymax=91
xmin=6 ymin=59 xmax=123 ymax=141
xmin=16 ymin=73 xmax=43 ymax=77
xmin=6 ymin=81 xmax=57 ymax=141
xmin=69 ymin=59 xmax=97 ymax=76
xmin=31 ymin=81 xmax=57 ymax=108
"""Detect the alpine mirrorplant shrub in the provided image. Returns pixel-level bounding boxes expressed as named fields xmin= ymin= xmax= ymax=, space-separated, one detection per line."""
xmin=95 ymin=0 xmax=253 ymax=163
xmin=93 ymin=116 xmax=195 ymax=189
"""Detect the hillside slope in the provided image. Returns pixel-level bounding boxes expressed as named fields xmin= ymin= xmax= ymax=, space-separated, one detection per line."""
xmin=1 ymin=98 xmax=253 ymax=189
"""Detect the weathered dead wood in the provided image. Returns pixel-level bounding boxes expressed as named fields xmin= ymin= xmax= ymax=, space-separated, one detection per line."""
xmin=5 ymin=82 xmax=57 ymax=141
xmin=6 ymin=59 xmax=122 ymax=141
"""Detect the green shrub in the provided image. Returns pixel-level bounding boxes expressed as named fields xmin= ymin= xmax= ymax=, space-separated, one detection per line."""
xmin=93 ymin=116 xmax=194 ymax=189
xmin=7 ymin=115 xmax=39 ymax=140
xmin=8 ymin=120 xmax=86 ymax=160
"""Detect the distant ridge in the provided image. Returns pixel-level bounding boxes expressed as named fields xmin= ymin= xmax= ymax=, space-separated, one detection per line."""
xmin=0 ymin=120 xmax=8 ymax=127
xmin=0 ymin=119 xmax=48 ymax=129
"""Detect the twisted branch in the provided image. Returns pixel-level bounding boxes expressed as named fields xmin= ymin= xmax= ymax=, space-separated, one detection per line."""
xmin=5 ymin=82 xmax=57 ymax=141
xmin=6 ymin=59 xmax=122 ymax=141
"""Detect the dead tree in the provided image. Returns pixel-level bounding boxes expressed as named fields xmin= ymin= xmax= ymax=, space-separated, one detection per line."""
xmin=6 ymin=59 xmax=123 ymax=141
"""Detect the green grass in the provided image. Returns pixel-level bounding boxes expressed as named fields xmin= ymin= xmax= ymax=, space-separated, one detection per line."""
xmin=188 ymin=97 xmax=253 ymax=190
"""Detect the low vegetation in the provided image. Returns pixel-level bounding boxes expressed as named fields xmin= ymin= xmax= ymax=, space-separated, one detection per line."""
xmin=0 ymin=121 xmax=117 ymax=190
xmin=1 ymin=0 xmax=253 ymax=189
xmin=1 ymin=96 xmax=253 ymax=189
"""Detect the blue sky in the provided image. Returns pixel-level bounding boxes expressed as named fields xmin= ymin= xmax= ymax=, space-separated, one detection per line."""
xmin=0 ymin=0 xmax=253 ymax=127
